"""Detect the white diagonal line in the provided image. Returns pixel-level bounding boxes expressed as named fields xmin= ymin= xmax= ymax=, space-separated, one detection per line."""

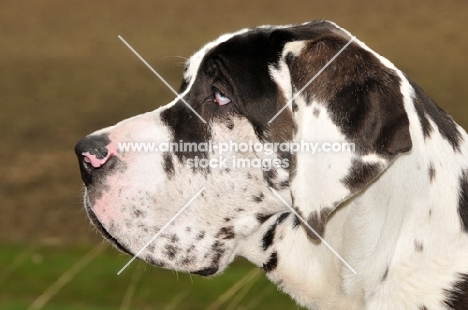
xmin=269 ymin=187 xmax=357 ymax=275
xmin=268 ymin=36 xmax=356 ymax=124
xmin=117 ymin=187 xmax=206 ymax=275
xmin=118 ymin=35 xmax=207 ymax=124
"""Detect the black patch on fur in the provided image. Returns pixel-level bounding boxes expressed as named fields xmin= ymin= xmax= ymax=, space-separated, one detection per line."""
xmin=262 ymin=223 xmax=278 ymax=250
xmin=186 ymin=245 xmax=195 ymax=254
xmin=263 ymin=168 xmax=278 ymax=189
xmin=411 ymin=80 xmax=462 ymax=152
xmin=444 ymin=273 xmax=468 ymax=310
xmin=342 ymin=160 xmax=383 ymax=193
xmin=210 ymin=241 xmax=226 ymax=266
xmin=253 ymin=192 xmax=264 ymax=202
xmin=306 ymin=207 xmax=333 ymax=240
xmin=412 ymin=94 xmax=433 ymax=140
xmin=160 ymin=101 xmax=211 ymax=166
xmin=261 ymin=213 xmax=290 ymax=250
xmin=256 ymin=213 xmax=274 ymax=223
xmin=216 ymin=226 xmax=235 ymax=240
xmin=262 ymin=252 xmax=278 ymax=272
xmin=277 ymin=212 xmax=290 ymax=224
xmin=414 ymin=239 xmax=424 ymax=252
xmin=133 ymin=210 xmax=144 ymax=218
xmin=419 ymin=306 xmax=428 ymax=310
xmin=196 ymin=231 xmax=205 ymax=240
xmin=381 ymin=266 xmax=389 ymax=282
xmin=162 ymin=152 xmax=175 ymax=178
xmin=179 ymin=256 xmax=194 ymax=266
xmin=164 ymin=244 xmax=179 ymax=260
xmin=428 ymin=162 xmax=436 ymax=183
xmin=458 ymin=170 xmax=468 ymax=233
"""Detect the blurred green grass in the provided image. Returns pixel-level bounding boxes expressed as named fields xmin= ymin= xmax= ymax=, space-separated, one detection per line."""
xmin=0 ymin=243 xmax=300 ymax=310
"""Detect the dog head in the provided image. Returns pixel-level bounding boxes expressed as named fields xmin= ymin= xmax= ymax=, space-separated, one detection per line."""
xmin=75 ymin=20 xmax=411 ymax=275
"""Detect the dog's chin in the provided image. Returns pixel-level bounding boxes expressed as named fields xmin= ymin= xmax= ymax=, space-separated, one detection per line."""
xmin=150 ymin=252 xmax=232 ymax=277
xmin=84 ymin=193 xmax=235 ymax=278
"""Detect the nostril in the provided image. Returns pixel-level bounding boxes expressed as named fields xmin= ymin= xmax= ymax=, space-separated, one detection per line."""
xmin=82 ymin=151 xmax=112 ymax=168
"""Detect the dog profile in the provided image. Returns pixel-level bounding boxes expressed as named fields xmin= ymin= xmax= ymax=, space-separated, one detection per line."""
xmin=75 ymin=21 xmax=468 ymax=309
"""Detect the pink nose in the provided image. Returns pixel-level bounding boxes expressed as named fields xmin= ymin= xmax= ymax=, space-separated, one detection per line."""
xmin=82 ymin=151 xmax=112 ymax=168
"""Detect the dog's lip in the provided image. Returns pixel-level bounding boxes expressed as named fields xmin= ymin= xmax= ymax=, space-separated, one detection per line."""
xmin=85 ymin=201 xmax=133 ymax=256
xmin=190 ymin=266 xmax=219 ymax=276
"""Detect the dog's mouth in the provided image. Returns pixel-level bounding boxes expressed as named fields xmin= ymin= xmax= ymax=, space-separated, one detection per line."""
xmin=84 ymin=198 xmax=225 ymax=276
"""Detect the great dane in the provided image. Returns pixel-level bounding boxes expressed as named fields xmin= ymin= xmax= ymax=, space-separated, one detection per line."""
xmin=75 ymin=21 xmax=468 ymax=309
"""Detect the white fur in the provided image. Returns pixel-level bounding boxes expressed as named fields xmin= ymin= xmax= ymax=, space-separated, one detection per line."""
xmin=283 ymin=41 xmax=306 ymax=57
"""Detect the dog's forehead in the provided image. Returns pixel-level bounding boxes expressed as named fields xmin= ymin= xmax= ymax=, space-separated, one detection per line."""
xmin=183 ymin=24 xmax=295 ymax=85
xmin=183 ymin=28 xmax=250 ymax=84
xmin=182 ymin=21 xmax=342 ymax=87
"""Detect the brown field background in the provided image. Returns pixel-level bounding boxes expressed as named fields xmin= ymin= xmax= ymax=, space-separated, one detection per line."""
xmin=0 ymin=0 xmax=467 ymax=308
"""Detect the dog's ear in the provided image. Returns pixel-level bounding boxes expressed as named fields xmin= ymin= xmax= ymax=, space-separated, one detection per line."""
xmin=270 ymin=24 xmax=412 ymax=240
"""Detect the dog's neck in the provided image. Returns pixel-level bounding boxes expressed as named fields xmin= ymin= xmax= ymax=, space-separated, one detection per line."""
xmin=237 ymin=212 xmax=364 ymax=310
xmin=236 ymin=131 xmax=468 ymax=310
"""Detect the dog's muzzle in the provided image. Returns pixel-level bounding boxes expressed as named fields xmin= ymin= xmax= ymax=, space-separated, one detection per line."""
xmin=75 ymin=133 xmax=134 ymax=255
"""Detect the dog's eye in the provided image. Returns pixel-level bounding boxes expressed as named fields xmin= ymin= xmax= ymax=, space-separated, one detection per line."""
xmin=214 ymin=91 xmax=231 ymax=106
